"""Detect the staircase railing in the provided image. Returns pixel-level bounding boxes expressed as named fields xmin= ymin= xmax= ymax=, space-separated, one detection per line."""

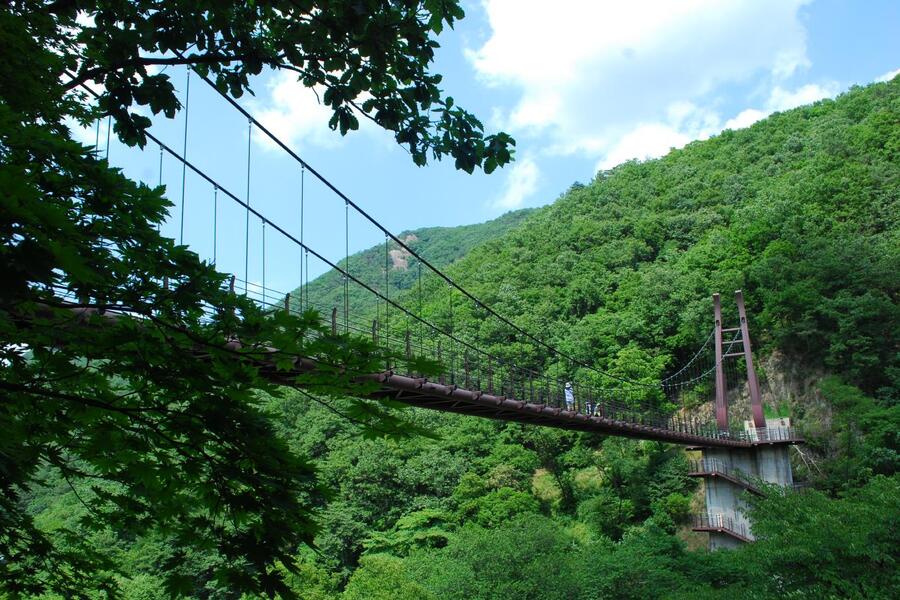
xmin=692 ymin=513 xmax=754 ymax=541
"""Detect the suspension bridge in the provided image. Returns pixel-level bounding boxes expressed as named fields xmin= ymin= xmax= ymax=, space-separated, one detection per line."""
xmin=58 ymin=66 xmax=804 ymax=545
xmin=61 ymin=67 xmax=806 ymax=450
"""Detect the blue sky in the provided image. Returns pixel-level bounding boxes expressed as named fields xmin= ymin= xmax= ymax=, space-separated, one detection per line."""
xmin=80 ymin=0 xmax=899 ymax=297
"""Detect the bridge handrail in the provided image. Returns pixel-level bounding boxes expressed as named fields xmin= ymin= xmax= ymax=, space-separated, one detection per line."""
xmin=67 ymin=76 xmax=785 ymax=449
xmin=46 ymin=280 xmax=802 ymax=446
xmin=688 ymin=458 xmax=762 ymax=490
xmin=692 ymin=513 xmax=754 ymax=541
xmin=241 ymin=280 xmax=672 ymax=416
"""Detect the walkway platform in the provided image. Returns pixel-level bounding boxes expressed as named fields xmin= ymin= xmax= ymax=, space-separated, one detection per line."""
xmin=361 ymin=371 xmax=775 ymax=448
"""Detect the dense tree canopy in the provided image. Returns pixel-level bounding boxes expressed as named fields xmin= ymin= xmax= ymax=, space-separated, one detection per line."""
xmin=54 ymin=0 xmax=514 ymax=171
xmin=200 ymin=76 xmax=897 ymax=599
xmin=3 ymin=0 xmax=898 ymax=596
xmin=1 ymin=1 xmax=512 ymax=597
xmin=408 ymin=77 xmax=899 ymax=402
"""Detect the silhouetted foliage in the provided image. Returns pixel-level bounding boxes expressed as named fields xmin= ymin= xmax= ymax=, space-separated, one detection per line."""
xmin=0 ymin=1 xmax=513 ymax=596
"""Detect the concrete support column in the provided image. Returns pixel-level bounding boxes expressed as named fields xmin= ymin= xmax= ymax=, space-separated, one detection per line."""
xmin=693 ymin=423 xmax=796 ymax=550
xmin=755 ymin=445 xmax=793 ymax=487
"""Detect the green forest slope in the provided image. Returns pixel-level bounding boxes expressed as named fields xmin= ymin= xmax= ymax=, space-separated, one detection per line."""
xmin=411 ymin=77 xmax=898 ymax=400
xmin=20 ymin=79 xmax=900 ymax=599
xmin=290 ymin=208 xmax=536 ymax=317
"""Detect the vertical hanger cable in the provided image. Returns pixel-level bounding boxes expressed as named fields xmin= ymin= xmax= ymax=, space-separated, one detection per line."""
xmin=104 ymin=115 xmax=111 ymax=159
xmin=300 ymin=166 xmax=305 ymax=313
xmin=212 ymin=185 xmax=218 ymax=265
xmin=384 ymin=234 xmax=390 ymax=357
xmin=156 ymin=144 xmax=163 ymax=232
xmin=262 ymin=219 xmax=266 ymax=307
xmin=244 ymin=120 xmax=252 ymax=294
xmin=344 ymin=200 xmax=349 ymax=333
xmin=178 ymin=69 xmax=191 ymax=245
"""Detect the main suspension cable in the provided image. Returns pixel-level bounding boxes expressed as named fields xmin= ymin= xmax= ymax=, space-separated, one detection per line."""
xmin=180 ymin=57 xmax=668 ymax=389
xmin=74 ymin=68 xmax=714 ymax=393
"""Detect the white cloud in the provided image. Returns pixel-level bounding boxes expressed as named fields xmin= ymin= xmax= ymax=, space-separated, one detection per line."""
xmin=250 ymin=71 xmax=343 ymax=152
xmin=250 ymin=70 xmax=394 ymax=153
xmin=468 ymin=0 xmax=817 ymax=170
xmin=594 ymin=101 xmax=722 ymax=170
xmin=75 ymin=10 xmax=95 ymax=27
xmin=876 ymin=67 xmax=900 ymax=83
xmin=66 ymin=116 xmax=108 ymax=150
xmin=492 ymin=155 xmax=540 ymax=209
xmin=593 ymin=79 xmax=839 ymax=170
xmin=723 ymin=108 xmax=767 ymax=130
xmin=718 ymin=82 xmax=838 ymax=133
xmin=768 ymin=82 xmax=838 ymax=111
xmin=597 ymin=123 xmax=690 ymax=170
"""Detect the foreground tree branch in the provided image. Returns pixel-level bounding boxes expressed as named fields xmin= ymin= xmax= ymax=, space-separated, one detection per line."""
xmin=0 ymin=1 xmax=501 ymax=596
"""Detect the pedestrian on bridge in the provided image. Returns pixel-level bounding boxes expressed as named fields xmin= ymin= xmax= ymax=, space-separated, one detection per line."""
xmin=565 ymin=382 xmax=575 ymax=411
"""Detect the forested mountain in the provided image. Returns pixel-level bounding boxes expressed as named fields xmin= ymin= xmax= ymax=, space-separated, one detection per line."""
xmin=411 ymin=78 xmax=898 ymax=400
xmin=291 ymin=208 xmax=537 ymax=317
xmin=20 ymin=79 xmax=899 ymax=599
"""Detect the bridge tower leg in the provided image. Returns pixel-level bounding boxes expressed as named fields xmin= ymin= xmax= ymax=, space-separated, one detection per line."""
xmin=713 ymin=293 xmax=728 ymax=430
xmin=736 ymin=290 xmax=766 ymax=430
xmin=691 ymin=291 xmax=799 ymax=549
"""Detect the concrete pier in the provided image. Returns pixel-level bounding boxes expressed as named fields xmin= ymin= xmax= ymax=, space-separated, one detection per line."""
xmin=691 ymin=419 xmax=795 ymax=549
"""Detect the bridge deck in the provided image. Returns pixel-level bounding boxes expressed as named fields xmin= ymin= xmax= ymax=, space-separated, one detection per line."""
xmin=35 ymin=303 xmax=806 ymax=449
xmin=358 ymin=371 xmax=800 ymax=448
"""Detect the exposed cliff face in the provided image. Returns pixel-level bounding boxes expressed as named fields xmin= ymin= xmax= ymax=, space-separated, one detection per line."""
xmin=758 ymin=351 xmax=832 ymax=436
xmin=293 ymin=208 xmax=537 ymax=317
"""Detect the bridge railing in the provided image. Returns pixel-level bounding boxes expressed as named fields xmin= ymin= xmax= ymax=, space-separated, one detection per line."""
xmin=240 ymin=278 xmax=690 ymax=427
xmin=688 ymin=459 xmax=762 ymax=491
xmin=690 ymin=458 xmax=731 ymax=475
xmin=737 ymin=427 xmax=801 ymax=443
xmin=692 ymin=513 xmax=754 ymax=541
xmin=47 ymin=276 xmax=795 ymax=445
xmin=67 ymin=66 xmax=787 ymax=447
xmin=155 ymin=277 xmax=781 ymax=443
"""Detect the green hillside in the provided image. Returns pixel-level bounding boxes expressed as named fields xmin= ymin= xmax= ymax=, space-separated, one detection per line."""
xmin=290 ymin=208 xmax=537 ymax=318
xmin=277 ymin=76 xmax=898 ymax=598
xmin=18 ymin=79 xmax=900 ymax=599
xmin=412 ymin=78 xmax=899 ymax=400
